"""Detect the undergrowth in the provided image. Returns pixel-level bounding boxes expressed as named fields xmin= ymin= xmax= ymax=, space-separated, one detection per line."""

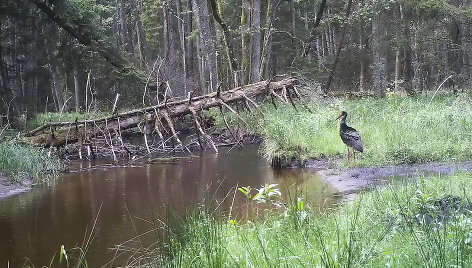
xmin=212 ymin=92 xmax=472 ymax=166
xmin=154 ymin=173 xmax=472 ymax=267
xmin=0 ymin=142 xmax=62 ymax=182
xmin=26 ymin=112 xmax=109 ymax=131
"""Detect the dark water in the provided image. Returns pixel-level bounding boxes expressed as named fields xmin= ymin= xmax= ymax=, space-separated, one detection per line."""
xmin=0 ymin=147 xmax=339 ymax=267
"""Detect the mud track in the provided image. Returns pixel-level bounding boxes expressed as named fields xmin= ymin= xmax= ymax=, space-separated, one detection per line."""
xmin=312 ymin=161 xmax=472 ymax=200
xmin=0 ymin=172 xmax=33 ymax=200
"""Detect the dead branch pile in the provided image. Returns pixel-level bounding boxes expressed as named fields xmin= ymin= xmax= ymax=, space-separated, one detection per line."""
xmin=24 ymin=76 xmax=300 ymax=159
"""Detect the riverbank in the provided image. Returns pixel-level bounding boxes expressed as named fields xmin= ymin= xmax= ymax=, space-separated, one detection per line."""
xmin=0 ymin=171 xmax=33 ymax=199
xmin=315 ymin=160 xmax=472 ymax=200
xmin=154 ymin=172 xmax=472 ymax=267
xmin=0 ymin=142 xmax=61 ymax=199
xmin=213 ymin=91 xmax=472 ymax=167
xmin=138 ymin=92 xmax=472 ymax=266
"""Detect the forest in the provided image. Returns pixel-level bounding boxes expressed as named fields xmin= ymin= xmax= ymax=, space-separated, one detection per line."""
xmin=1 ymin=0 xmax=471 ymax=121
xmin=2 ymin=0 xmax=472 ymax=267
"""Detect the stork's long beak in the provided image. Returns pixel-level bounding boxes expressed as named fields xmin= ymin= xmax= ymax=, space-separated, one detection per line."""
xmin=336 ymin=113 xmax=343 ymax=120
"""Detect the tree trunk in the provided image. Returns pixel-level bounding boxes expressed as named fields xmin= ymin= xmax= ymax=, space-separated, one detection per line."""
xmin=134 ymin=0 xmax=148 ymax=67
xmin=185 ymin=0 xmax=194 ymax=77
xmin=163 ymin=0 xmax=177 ymax=64
xmin=194 ymin=0 xmax=219 ymax=93
xmin=49 ymin=64 xmax=64 ymax=112
xmin=25 ymin=77 xmax=300 ymax=148
xmin=463 ymin=17 xmax=472 ymax=86
xmin=191 ymin=0 xmax=206 ymax=94
xmin=115 ymin=0 xmax=126 ymax=48
xmin=241 ymin=0 xmax=251 ymax=85
xmin=399 ymin=4 xmax=415 ymax=95
xmin=0 ymin=19 xmax=9 ymax=116
xmin=358 ymin=17 xmax=366 ymax=92
xmin=446 ymin=14 xmax=462 ymax=89
xmin=175 ymin=0 xmax=187 ymax=92
xmin=209 ymin=0 xmax=238 ymax=85
xmin=30 ymin=0 xmax=148 ymax=84
xmin=412 ymin=31 xmax=423 ymax=92
xmin=304 ymin=0 xmax=327 ymax=56
xmin=371 ymin=1 xmax=387 ymax=97
xmin=324 ymin=0 xmax=353 ymax=94
xmin=250 ymin=0 xmax=262 ymax=82
xmin=290 ymin=0 xmax=296 ymax=67
xmin=261 ymin=0 xmax=279 ymax=78
xmin=74 ymin=66 xmax=82 ymax=113
xmin=394 ymin=49 xmax=401 ymax=91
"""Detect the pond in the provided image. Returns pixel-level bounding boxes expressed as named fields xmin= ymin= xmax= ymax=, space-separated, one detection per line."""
xmin=0 ymin=147 xmax=340 ymax=267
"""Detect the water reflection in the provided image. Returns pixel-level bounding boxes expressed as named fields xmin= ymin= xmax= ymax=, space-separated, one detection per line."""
xmin=0 ymin=147 xmax=338 ymax=267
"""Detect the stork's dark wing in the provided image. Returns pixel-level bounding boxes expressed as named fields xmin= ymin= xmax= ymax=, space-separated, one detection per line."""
xmin=340 ymin=126 xmax=364 ymax=152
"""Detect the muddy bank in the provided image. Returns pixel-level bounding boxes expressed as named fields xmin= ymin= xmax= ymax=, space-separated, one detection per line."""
xmin=0 ymin=129 xmax=260 ymax=199
xmin=0 ymin=172 xmax=33 ymax=200
xmin=58 ymin=129 xmax=263 ymax=161
xmin=315 ymin=161 xmax=472 ymax=200
xmin=271 ymin=155 xmax=336 ymax=169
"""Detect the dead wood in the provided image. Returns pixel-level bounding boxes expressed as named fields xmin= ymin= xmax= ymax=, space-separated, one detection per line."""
xmin=24 ymin=77 xmax=299 ymax=151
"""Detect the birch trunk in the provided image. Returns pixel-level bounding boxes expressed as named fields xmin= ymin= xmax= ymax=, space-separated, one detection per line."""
xmin=250 ymin=0 xmax=262 ymax=82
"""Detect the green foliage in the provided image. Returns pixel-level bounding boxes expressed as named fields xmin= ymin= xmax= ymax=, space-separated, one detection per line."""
xmin=239 ymin=184 xmax=282 ymax=204
xmin=68 ymin=0 xmax=115 ymax=32
xmin=59 ymin=245 xmax=69 ymax=266
xmin=141 ymin=0 xmax=164 ymax=51
xmin=0 ymin=142 xmax=62 ymax=182
xmin=26 ymin=112 xmax=110 ymax=131
xmin=215 ymin=92 xmax=472 ymax=166
xmin=157 ymin=173 xmax=472 ymax=267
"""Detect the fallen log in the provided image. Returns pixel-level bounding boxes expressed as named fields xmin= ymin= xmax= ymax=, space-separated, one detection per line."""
xmin=23 ymin=76 xmax=300 ymax=150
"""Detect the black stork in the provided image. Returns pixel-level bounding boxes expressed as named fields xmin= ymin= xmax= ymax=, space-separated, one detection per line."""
xmin=336 ymin=111 xmax=363 ymax=162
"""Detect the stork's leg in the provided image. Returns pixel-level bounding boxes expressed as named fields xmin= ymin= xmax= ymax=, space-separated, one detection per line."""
xmin=347 ymin=147 xmax=350 ymax=162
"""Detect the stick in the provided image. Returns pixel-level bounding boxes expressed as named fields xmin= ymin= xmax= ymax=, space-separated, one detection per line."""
xmin=287 ymin=87 xmax=298 ymax=111
xmin=242 ymin=93 xmax=264 ymax=116
xmin=218 ymin=100 xmax=249 ymax=126
xmin=153 ymin=109 xmax=165 ymax=148
xmin=270 ymin=89 xmax=287 ymax=103
xmin=104 ymin=118 xmax=117 ymax=163
xmin=143 ymin=122 xmax=151 ymax=154
xmin=190 ymin=108 xmax=218 ymax=154
xmin=112 ymin=93 xmax=120 ymax=115
xmin=60 ymin=96 xmax=73 ymax=114
xmin=162 ymin=112 xmax=188 ymax=154
xmin=219 ymin=106 xmax=243 ymax=148
xmin=428 ymin=74 xmax=453 ymax=106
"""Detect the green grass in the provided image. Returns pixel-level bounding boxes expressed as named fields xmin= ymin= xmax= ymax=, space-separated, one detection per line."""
xmin=26 ymin=112 xmax=109 ymax=131
xmin=0 ymin=142 xmax=62 ymax=182
xmin=154 ymin=173 xmax=472 ymax=267
xmin=213 ymin=92 xmax=472 ymax=166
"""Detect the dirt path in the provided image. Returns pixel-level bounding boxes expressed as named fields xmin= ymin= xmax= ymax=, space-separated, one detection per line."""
xmin=0 ymin=172 xmax=33 ymax=200
xmin=314 ymin=161 xmax=472 ymax=200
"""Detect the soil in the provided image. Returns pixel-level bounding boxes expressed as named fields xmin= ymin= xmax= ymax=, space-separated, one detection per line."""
xmin=312 ymin=161 xmax=472 ymax=200
xmin=0 ymin=171 xmax=33 ymax=200
xmin=57 ymin=129 xmax=263 ymax=161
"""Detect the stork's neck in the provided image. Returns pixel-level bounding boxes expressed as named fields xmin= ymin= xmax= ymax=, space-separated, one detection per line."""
xmin=340 ymin=116 xmax=347 ymax=125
